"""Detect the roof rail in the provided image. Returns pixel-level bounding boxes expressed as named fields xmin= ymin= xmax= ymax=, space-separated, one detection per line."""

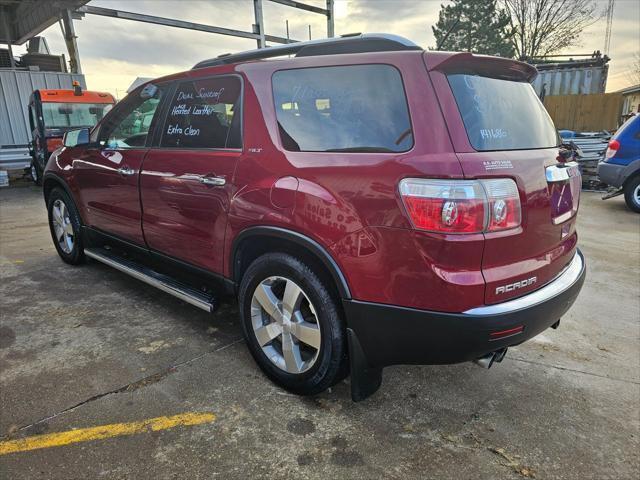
xmin=192 ymin=33 xmax=422 ymax=69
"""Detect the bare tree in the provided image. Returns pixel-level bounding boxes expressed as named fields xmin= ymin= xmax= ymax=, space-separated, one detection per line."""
xmin=502 ymin=0 xmax=599 ymax=60
xmin=628 ymin=52 xmax=640 ymax=86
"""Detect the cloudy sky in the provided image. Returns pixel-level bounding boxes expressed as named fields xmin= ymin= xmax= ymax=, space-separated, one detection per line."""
xmin=11 ymin=0 xmax=640 ymax=97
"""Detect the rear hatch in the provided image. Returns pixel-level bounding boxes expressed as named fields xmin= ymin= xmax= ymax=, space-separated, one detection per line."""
xmin=425 ymin=52 xmax=580 ymax=304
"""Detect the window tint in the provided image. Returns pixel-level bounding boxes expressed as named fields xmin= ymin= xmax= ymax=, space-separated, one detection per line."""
xmin=160 ymin=76 xmax=242 ymax=149
xmin=447 ymin=74 xmax=559 ymax=151
xmin=273 ymin=65 xmax=412 ymax=152
xmin=98 ymin=86 xmax=165 ymax=149
xmin=41 ymin=102 xmax=112 ymax=129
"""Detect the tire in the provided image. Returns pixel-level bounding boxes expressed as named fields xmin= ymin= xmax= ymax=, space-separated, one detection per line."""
xmin=47 ymin=187 xmax=85 ymax=264
xmin=30 ymin=159 xmax=42 ymax=186
xmin=238 ymin=252 xmax=348 ymax=395
xmin=624 ymin=176 xmax=640 ymax=213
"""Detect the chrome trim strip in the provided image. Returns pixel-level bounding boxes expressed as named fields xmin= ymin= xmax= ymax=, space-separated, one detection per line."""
xmin=545 ymin=161 xmax=579 ymax=183
xmin=85 ymin=249 xmax=213 ymax=312
xmin=464 ymin=251 xmax=584 ymax=316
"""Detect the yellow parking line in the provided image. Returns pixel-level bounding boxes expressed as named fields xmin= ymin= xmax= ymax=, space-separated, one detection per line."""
xmin=0 ymin=412 xmax=216 ymax=456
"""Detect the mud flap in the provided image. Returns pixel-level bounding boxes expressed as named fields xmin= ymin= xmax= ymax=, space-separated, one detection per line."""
xmin=347 ymin=328 xmax=382 ymax=402
xmin=602 ymin=187 xmax=623 ymax=200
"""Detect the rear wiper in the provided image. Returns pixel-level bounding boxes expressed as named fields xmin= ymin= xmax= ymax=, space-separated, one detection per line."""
xmin=323 ymin=147 xmax=395 ymax=153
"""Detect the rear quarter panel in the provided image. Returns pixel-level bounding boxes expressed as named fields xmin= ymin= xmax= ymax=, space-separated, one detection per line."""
xmin=225 ymin=52 xmax=488 ymax=311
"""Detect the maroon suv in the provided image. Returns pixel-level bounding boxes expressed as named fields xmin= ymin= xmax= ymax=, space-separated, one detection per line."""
xmin=43 ymin=34 xmax=586 ymax=400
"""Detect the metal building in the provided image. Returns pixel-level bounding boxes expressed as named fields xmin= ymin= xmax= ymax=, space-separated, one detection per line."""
xmin=0 ymin=70 xmax=86 ymax=169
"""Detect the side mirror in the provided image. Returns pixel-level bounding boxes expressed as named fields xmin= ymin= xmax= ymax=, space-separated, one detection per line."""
xmin=63 ymin=128 xmax=90 ymax=148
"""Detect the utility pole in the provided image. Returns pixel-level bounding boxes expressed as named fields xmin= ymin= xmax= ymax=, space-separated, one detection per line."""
xmin=603 ymin=0 xmax=615 ymax=55
xmin=253 ymin=0 xmax=266 ymax=48
xmin=326 ymin=0 xmax=335 ymax=37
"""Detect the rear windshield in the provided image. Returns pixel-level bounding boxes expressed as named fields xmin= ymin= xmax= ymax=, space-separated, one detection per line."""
xmin=448 ymin=74 xmax=559 ymax=151
xmin=613 ymin=114 xmax=639 ymax=139
xmin=272 ymin=65 xmax=413 ymax=153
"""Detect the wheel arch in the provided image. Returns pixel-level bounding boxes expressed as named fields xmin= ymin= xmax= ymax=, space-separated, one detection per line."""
xmin=231 ymin=226 xmax=351 ymax=300
xmin=622 ymin=164 xmax=640 ymax=188
xmin=42 ymin=173 xmax=85 ymax=222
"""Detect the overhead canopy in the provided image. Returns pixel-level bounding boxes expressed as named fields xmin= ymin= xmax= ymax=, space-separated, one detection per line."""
xmin=0 ymin=0 xmax=88 ymax=45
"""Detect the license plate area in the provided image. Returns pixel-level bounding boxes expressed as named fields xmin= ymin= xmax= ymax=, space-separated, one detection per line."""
xmin=546 ymin=163 xmax=581 ymax=224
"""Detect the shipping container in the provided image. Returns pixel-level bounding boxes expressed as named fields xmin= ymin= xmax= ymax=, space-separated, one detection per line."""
xmin=0 ymin=69 xmax=85 ymax=169
xmin=530 ymin=54 xmax=609 ymax=97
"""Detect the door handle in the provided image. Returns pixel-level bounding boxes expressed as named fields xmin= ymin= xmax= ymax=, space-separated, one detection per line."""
xmin=200 ymin=176 xmax=226 ymax=186
xmin=118 ymin=167 xmax=136 ymax=176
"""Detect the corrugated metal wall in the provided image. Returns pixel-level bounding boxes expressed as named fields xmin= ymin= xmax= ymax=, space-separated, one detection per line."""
xmin=0 ymin=70 xmax=86 ymax=148
xmin=531 ymin=65 xmax=608 ymax=97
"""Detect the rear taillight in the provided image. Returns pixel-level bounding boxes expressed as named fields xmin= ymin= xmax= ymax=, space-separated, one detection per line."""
xmin=399 ymin=178 xmax=521 ymax=234
xmin=483 ymin=179 xmax=521 ymax=231
xmin=605 ymin=139 xmax=620 ymax=160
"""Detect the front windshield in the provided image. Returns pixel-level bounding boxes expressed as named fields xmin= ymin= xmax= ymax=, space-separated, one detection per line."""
xmin=41 ymin=102 xmax=113 ymax=129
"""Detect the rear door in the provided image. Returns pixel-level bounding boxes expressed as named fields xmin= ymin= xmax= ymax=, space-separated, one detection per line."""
xmin=73 ymin=84 xmax=167 ymax=245
xmin=140 ymin=74 xmax=243 ymax=273
xmin=427 ymin=54 xmax=580 ymax=304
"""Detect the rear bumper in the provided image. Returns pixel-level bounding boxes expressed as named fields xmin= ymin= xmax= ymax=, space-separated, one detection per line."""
xmin=597 ymin=161 xmax=624 ymax=187
xmin=344 ymin=250 xmax=586 ymax=369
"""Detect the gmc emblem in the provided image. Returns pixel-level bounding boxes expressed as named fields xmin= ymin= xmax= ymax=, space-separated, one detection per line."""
xmin=496 ymin=277 xmax=537 ymax=295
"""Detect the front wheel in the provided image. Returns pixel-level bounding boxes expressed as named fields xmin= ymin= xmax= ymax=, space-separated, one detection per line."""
xmin=30 ymin=159 xmax=42 ymax=186
xmin=47 ymin=188 xmax=85 ymax=264
xmin=238 ymin=253 xmax=348 ymax=395
xmin=624 ymin=176 xmax=640 ymax=213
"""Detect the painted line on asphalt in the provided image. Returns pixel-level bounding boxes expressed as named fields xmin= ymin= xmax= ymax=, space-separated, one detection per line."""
xmin=0 ymin=412 xmax=216 ymax=456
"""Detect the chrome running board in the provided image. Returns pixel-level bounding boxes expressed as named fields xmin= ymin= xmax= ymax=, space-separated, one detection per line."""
xmin=85 ymin=248 xmax=216 ymax=313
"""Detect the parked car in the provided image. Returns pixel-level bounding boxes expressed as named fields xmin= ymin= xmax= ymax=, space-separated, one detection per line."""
xmin=598 ymin=114 xmax=640 ymax=212
xmin=42 ymin=34 xmax=586 ymax=401
xmin=27 ymin=82 xmax=115 ymax=185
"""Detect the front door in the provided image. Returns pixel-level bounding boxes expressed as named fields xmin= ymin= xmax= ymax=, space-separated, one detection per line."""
xmin=140 ymin=75 xmax=243 ymax=273
xmin=73 ymin=85 xmax=166 ymax=245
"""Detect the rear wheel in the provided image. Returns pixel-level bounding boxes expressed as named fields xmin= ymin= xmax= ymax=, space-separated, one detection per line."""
xmin=624 ymin=176 xmax=640 ymax=213
xmin=47 ymin=188 xmax=85 ymax=264
xmin=238 ymin=253 xmax=347 ymax=395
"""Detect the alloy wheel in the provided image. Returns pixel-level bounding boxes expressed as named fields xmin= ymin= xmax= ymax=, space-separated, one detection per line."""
xmin=52 ymin=199 xmax=74 ymax=254
xmin=250 ymin=276 xmax=322 ymax=374
xmin=634 ymin=184 xmax=640 ymax=208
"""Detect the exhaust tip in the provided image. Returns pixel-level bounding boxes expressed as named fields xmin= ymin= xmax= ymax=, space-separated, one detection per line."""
xmin=473 ymin=348 xmax=508 ymax=369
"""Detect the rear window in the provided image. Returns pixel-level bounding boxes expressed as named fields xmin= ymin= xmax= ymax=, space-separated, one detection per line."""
xmin=448 ymin=74 xmax=558 ymax=151
xmin=613 ymin=114 xmax=639 ymax=139
xmin=273 ymin=65 xmax=413 ymax=153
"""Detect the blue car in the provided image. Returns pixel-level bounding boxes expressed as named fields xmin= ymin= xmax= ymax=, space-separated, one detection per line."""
xmin=598 ymin=115 xmax=640 ymax=212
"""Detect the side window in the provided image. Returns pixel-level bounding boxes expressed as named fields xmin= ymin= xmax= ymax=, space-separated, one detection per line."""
xmin=28 ymin=105 xmax=36 ymax=132
xmin=159 ymin=76 xmax=242 ymax=149
xmin=98 ymin=85 xmax=165 ymax=149
xmin=272 ymin=65 xmax=413 ymax=153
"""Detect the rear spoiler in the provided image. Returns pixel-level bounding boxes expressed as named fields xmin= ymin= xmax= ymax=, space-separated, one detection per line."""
xmin=424 ymin=51 xmax=538 ymax=82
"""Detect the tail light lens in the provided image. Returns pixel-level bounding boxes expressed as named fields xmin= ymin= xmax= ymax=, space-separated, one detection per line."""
xmin=483 ymin=179 xmax=521 ymax=231
xmin=399 ymin=178 xmax=521 ymax=234
xmin=605 ymin=139 xmax=619 ymax=160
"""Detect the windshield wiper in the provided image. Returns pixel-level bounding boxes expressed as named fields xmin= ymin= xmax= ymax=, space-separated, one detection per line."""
xmin=323 ymin=146 xmax=395 ymax=153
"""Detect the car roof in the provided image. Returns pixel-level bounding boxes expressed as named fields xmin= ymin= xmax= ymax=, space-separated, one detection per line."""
xmin=141 ymin=33 xmax=536 ymax=90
